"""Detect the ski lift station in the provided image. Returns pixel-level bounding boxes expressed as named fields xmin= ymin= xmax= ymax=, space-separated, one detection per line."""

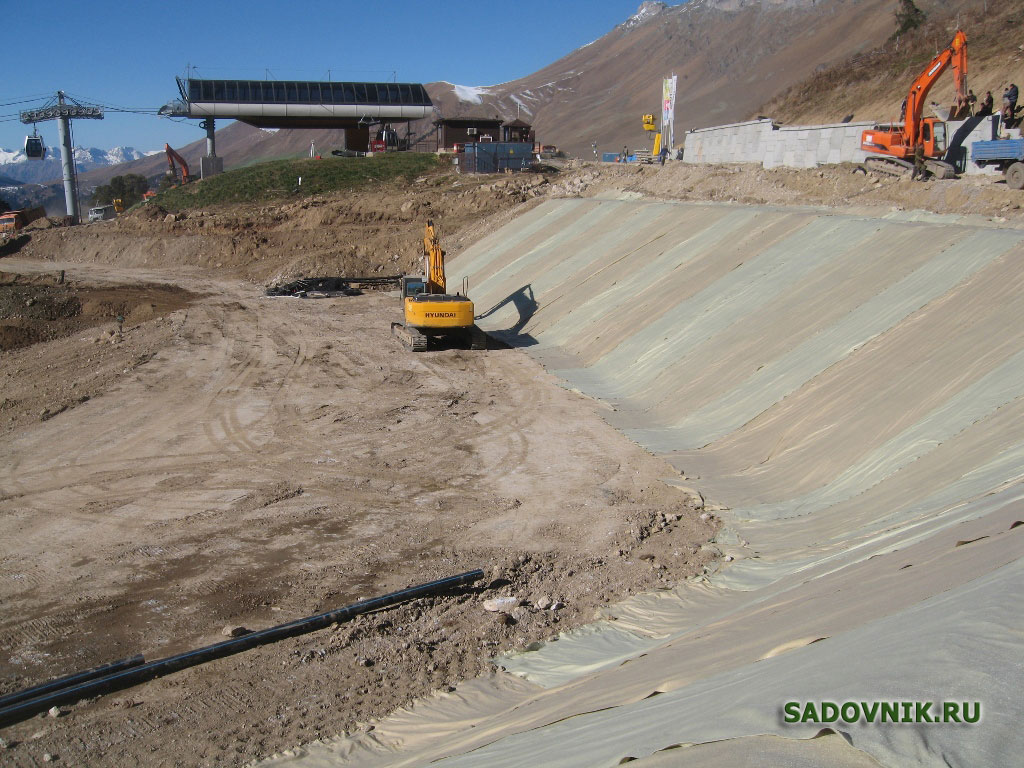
xmin=160 ymin=77 xmax=434 ymax=168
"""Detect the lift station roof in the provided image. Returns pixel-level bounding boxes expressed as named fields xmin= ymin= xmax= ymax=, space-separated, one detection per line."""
xmin=164 ymin=77 xmax=434 ymax=128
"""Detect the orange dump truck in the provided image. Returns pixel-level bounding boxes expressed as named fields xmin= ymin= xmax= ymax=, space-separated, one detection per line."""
xmin=0 ymin=206 xmax=47 ymax=238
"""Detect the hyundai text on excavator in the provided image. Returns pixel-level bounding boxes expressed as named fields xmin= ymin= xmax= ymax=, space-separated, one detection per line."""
xmin=391 ymin=221 xmax=487 ymax=352
xmin=860 ymin=29 xmax=967 ymax=178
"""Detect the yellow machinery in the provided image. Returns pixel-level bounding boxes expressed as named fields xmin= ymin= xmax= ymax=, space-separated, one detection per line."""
xmin=391 ymin=221 xmax=486 ymax=351
xmin=642 ymin=113 xmax=663 ymax=157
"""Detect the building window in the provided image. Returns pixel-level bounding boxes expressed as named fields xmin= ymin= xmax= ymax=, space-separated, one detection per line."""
xmin=201 ymin=81 xmax=214 ymax=101
xmin=287 ymin=82 xmax=298 ymax=102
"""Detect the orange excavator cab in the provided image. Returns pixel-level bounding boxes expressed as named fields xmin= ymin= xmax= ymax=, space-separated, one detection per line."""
xmin=861 ymin=29 xmax=966 ymax=178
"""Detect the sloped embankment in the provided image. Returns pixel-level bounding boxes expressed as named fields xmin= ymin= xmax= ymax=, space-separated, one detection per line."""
xmin=271 ymin=198 xmax=1024 ymax=767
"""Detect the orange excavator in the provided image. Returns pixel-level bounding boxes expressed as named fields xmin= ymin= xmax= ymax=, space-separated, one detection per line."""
xmin=861 ymin=29 xmax=966 ymax=178
xmin=165 ymin=143 xmax=191 ymax=186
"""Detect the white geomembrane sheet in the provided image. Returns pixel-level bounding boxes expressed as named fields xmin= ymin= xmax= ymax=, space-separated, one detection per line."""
xmin=260 ymin=199 xmax=1024 ymax=768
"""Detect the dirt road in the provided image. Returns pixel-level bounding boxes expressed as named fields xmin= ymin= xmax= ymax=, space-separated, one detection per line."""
xmin=0 ymin=257 xmax=714 ymax=766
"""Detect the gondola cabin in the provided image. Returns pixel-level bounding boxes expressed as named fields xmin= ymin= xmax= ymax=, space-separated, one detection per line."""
xmin=24 ymin=135 xmax=46 ymax=160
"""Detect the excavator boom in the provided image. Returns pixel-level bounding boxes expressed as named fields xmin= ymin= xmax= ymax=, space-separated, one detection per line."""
xmin=424 ymin=220 xmax=446 ymax=294
xmin=164 ymin=143 xmax=191 ymax=185
xmin=904 ymin=29 xmax=967 ymax=147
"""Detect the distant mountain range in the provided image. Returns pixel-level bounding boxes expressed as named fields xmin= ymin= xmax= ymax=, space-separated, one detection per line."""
xmin=0 ymin=146 xmax=159 ymax=185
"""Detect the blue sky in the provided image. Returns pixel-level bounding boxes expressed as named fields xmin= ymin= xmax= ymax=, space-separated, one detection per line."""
xmin=1 ymin=0 xmax=656 ymax=154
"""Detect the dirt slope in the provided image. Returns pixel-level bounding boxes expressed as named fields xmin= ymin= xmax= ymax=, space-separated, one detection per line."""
xmin=0 ymin=256 xmax=715 ymax=766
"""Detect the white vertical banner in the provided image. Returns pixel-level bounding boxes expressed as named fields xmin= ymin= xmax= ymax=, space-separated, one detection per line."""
xmin=662 ymin=75 xmax=677 ymax=151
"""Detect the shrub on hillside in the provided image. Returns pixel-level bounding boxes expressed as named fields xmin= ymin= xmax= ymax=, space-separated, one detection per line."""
xmin=92 ymin=174 xmax=150 ymax=208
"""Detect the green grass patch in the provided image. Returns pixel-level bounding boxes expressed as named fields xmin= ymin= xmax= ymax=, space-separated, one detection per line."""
xmin=154 ymin=152 xmax=443 ymax=211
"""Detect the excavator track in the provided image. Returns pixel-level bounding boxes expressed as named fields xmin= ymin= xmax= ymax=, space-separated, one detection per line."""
xmin=469 ymin=326 xmax=488 ymax=350
xmin=391 ymin=322 xmax=428 ymax=352
xmin=925 ymin=159 xmax=957 ymax=179
xmin=864 ymin=156 xmax=914 ymax=178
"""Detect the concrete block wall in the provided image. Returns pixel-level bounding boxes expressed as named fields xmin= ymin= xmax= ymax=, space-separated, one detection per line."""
xmin=682 ymin=119 xmax=774 ymax=165
xmin=682 ymin=115 xmax=1002 ymax=174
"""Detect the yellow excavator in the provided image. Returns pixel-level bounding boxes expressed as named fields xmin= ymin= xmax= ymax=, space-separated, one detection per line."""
xmin=642 ymin=113 xmax=663 ymax=157
xmin=391 ymin=221 xmax=487 ymax=351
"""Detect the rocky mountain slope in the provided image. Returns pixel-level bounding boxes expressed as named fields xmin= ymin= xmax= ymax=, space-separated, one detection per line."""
xmin=762 ymin=0 xmax=1024 ymax=124
xmin=426 ymin=0 xmax=973 ymax=154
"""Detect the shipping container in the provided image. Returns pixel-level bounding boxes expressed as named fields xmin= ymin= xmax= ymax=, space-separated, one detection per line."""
xmin=460 ymin=142 xmax=535 ymax=174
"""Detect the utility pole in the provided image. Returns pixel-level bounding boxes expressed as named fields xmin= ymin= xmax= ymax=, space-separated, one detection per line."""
xmin=20 ymin=92 xmax=103 ymax=224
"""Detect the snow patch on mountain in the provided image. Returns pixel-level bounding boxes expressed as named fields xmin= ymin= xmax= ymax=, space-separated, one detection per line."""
xmin=451 ymin=84 xmax=492 ymax=104
xmin=508 ymin=94 xmax=534 ymax=116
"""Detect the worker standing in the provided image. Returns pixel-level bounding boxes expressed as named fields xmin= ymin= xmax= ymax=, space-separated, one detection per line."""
xmin=910 ymin=143 xmax=926 ymax=182
xmin=979 ymin=91 xmax=994 ymax=117
xmin=620 ymin=146 xmax=629 ymax=163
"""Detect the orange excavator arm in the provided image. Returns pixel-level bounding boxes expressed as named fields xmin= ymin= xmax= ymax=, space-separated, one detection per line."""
xmin=423 ymin=220 xmax=446 ymax=294
xmin=165 ymin=143 xmax=191 ymax=185
xmin=904 ymin=29 xmax=967 ymax=147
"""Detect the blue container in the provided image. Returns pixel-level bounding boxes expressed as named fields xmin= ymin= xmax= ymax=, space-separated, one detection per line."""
xmin=462 ymin=142 xmax=535 ymax=173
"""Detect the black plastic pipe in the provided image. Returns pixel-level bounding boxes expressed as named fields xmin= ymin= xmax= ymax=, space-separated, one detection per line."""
xmin=0 ymin=569 xmax=483 ymax=728
xmin=0 ymin=654 xmax=144 ymax=709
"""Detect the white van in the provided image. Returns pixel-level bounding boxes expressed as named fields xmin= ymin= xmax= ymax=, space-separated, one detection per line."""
xmin=88 ymin=205 xmax=117 ymax=222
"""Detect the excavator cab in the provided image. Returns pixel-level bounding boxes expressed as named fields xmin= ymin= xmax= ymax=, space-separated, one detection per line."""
xmin=920 ymin=120 xmax=947 ymax=157
xmin=400 ymin=276 xmax=426 ymax=299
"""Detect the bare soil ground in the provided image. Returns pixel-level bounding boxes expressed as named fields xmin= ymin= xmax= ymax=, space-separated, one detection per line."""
xmin=3 ymin=158 xmax=1021 ymax=766
xmin=0 ymin=251 xmax=716 ymax=766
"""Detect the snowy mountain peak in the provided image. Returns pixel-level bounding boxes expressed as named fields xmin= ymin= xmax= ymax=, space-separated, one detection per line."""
xmin=625 ymin=1 xmax=668 ymax=28
xmin=0 ymin=145 xmax=158 ymax=185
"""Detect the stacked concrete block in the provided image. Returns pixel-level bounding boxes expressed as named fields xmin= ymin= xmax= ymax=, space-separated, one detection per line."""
xmin=683 ymin=119 xmax=774 ymax=166
xmin=684 ymin=120 xmax=877 ymax=169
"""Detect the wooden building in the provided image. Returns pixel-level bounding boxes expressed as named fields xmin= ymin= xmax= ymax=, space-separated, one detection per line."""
xmin=501 ymin=118 xmax=535 ymax=144
xmin=435 ymin=117 xmax=503 ymax=150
